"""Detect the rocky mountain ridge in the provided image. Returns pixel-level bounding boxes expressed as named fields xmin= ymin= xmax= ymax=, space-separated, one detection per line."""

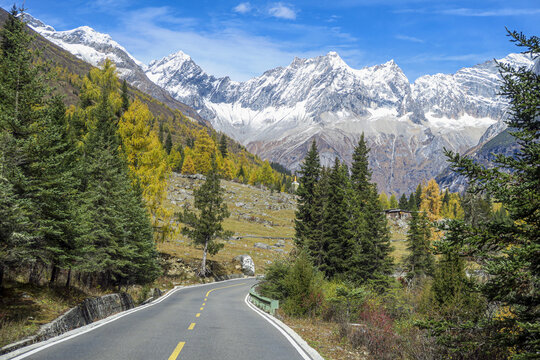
xmin=147 ymin=49 xmax=532 ymax=193
xmin=25 ymin=14 xmax=207 ymax=125
xmin=24 ymin=13 xmax=534 ymax=193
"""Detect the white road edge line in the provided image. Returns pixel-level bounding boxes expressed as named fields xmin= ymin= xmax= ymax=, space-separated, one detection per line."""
xmin=3 ymin=278 xmax=250 ymax=360
xmin=244 ymin=294 xmax=324 ymax=360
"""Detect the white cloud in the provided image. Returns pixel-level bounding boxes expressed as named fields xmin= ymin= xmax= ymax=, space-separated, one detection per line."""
xmin=395 ymin=34 xmax=424 ymax=43
xmin=268 ymin=3 xmax=296 ymax=20
xmin=233 ymin=2 xmax=252 ymax=14
xmin=440 ymin=8 xmax=540 ymax=16
xmin=396 ymin=7 xmax=540 ymax=17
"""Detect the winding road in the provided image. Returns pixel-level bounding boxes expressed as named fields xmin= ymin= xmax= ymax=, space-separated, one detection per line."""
xmin=6 ymin=278 xmax=314 ymax=360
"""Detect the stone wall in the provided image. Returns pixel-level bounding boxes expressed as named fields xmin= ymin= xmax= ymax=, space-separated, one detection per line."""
xmin=1 ymin=293 xmax=134 ymax=355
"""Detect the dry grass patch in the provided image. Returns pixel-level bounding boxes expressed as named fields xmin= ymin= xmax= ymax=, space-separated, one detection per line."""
xmin=279 ymin=315 xmax=368 ymax=360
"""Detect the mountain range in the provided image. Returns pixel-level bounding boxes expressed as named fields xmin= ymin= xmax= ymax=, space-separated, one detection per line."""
xmin=26 ymin=13 xmax=534 ymax=194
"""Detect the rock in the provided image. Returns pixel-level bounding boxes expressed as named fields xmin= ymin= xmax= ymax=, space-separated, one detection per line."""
xmin=273 ymin=248 xmax=285 ymax=253
xmin=232 ymin=255 xmax=255 ymax=276
xmin=254 ymin=242 xmax=271 ymax=250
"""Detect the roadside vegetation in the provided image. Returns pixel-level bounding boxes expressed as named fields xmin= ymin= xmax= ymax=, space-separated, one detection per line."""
xmin=259 ymin=31 xmax=539 ymax=360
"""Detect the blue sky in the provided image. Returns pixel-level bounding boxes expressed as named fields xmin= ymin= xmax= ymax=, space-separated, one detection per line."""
xmin=3 ymin=0 xmax=539 ymax=81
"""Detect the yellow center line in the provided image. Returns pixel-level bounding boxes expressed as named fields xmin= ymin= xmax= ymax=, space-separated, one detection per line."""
xmin=204 ymin=298 xmax=207 ymax=301
xmin=167 ymin=341 xmax=185 ymax=360
xmin=196 ymin=313 xmax=200 ymax=317
xmin=188 ymin=322 xmax=196 ymax=330
xmin=202 ymin=303 xmax=206 ymax=306
xmin=205 ymin=282 xmax=246 ymax=297
xmin=200 ymin=307 xmax=204 ymax=311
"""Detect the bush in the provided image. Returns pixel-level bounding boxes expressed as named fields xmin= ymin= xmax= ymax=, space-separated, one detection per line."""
xmin=259 ymin=251 xmax=324 ymax=317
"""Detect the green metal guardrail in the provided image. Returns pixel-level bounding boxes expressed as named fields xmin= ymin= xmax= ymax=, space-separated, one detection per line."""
xmin=249 ymin=285 xmax=279 ymax=316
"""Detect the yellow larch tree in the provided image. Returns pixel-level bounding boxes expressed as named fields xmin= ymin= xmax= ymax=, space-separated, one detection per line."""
xmin=193 ymin=129 xmax=217 ymax=174
xmin=182 ymin=153 xmax=196 ymax=174
xmin=118 ymin=98 xmax=172 ymax=240
xmin=420 ymin=178 xmax=442 ymax=221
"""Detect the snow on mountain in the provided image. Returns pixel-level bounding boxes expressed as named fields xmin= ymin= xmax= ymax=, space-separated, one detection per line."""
xmin=26 ymin=12 xmax=533 ymax=193
xmin=23 ymin=14 xmax=206 ymax=123
xmin=147 ymin=49 xmax=532 ymax=193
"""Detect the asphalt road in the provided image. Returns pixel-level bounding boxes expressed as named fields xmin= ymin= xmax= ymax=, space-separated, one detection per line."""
xmin=9 ymin=278 xmax=309 ymax=360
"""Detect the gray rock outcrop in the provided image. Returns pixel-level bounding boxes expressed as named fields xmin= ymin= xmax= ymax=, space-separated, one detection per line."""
xmin=233 ymin=255 xmax=255 ymax=276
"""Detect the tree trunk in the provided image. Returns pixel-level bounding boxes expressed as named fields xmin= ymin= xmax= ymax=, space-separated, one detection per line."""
xmin=29 ymin=263 xmax=41 ymax=285
xmin=65 ymin=268 xmax=72 ymax=289
xmin=0 ymin=265 xmax=4 ymax=289
xmin=49 ymin=265 xmax=59 ymax=286
xmin=200 ymin=240 xmax=208 ymax=276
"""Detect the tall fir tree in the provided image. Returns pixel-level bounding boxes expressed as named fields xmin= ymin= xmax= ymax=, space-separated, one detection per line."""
xmin=29 ymin=96 xmax=81 ymax=284
xmin=164 ymin=131 xmax=173 ymax=155
xmin=320 ymin=159 xmax=353 ymax=277
xmin=121 ymin=79 xmax=129 ymax=113
xmin=0 ymin=7 xmax=65 ymax=284
xmin=349 ymin=135 xmax=393 ymax=286
xmin=307 ymin=166 xmax=330 ymax=268
xmin=76 ymin=61 xmax=159 ymax=287
xmin=219 ymin=133 xmax=228 ymax=158
xmin=443 ymin=31 xmax=540 ymax=358
xmin=398 ymin=193 xmax=409 ymax=209
xmin=178 ymin=155 xmax=232 ymax=276
xmin=404 ymin=211 xmax=434 ymax=282
xmin=294 ymin=139 xmax=321 ymax=248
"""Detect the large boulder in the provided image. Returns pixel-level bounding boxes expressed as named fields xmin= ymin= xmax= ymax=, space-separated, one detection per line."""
xmin=233 ymin=255 xmax=255 ymax=276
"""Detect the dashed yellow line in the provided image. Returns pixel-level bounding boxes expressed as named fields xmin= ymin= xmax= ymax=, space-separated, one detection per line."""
xmin=196 ymin=313 xmax=200 ymax=317
xmin=202 ymin=302 xmax=206 ymax=306
xmin=200 ymin=307 xmax=204 ymax=311
xmin=204 ymin=298 xmax=207 ymax=301
xmin=167 ymin=341 xmax=185 ymax=360
xmin=188 ymin=322 xmax=196 ymax=330
xmin=205 ymin=283 xmax=246 ymax=297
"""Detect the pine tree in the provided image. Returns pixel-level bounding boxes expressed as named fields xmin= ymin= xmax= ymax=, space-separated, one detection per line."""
xmin=414 ymin=183 xmax=423 ymax=209
xmin=76 ymin=61 xmax=158 ymax=287
xmin=404 ymin=211 xmax=434 ymax=282
xmin=307 ymin=166 xmax=330 ymax=268
xmin=0 ymin=7 xmax=50 ymax=283
xmin=443 ymin=31 xmax=540 ymax=358
xmin=164 ymin=131 xmax=173 ymax=155
xmin=408 ymin=192 xmax=417 ymax=211
xmin=349 ymin=135 xmax=393 ymax=286
xmin=294 ymin=140 xmax=321 ymax=248
xmin=29 ymin=96 xmax=81 ymax=284
xmin=219 ymin=133 xmax=228 ymax=158
xmin=398 ymin=193 xmax=408 ymax=209
xmin=320 ymin=159 xmax=353 ymax=277
xmin=121 ymin=79 xmax=129 ymax=113
xmin=178 ymin=156 xmax=232 ymax=276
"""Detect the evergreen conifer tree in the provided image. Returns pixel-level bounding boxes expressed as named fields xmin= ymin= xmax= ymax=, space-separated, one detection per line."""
xmin=349 ymin=135 xmax=393 ymax=286
xmin=294 ymin=140 xmax=321 ymax=248
xmin=442 ymin=31 xmax=540 ymax=357
xmin=121 ymin=79 xmax=129 ymax=113
xmin=320 ymin=159 xmax=353 ymax=277
xmin=178 ymin=156 xmax=232 ymax=276
xmin=404 ymin=211 xmax=434 ymax=282
xmin=398 ymin=193 xmax=408 ymax=209
xmin=164 ymin=131 xmax=173 ymax=155
xmin=219 ymin=134 xmax=228 ymax=158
